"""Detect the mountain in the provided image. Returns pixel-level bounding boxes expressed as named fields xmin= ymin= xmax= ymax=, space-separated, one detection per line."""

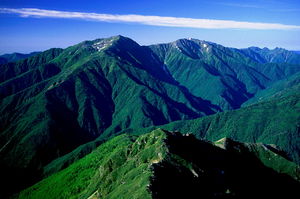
xmin=0 ymin=52 xmax=40 ymax=64
xmin=0 ymin=35 xmax=300 ymax=198
xmin=17 ymin=129 xmax=300 ymax=199
xmin=0 ymin=36 xmax=219 ymax=197
xmin=240 ymin=47 xmax=300 ymax=64
xmin=149 ymin=39 xmax=300 ymax=110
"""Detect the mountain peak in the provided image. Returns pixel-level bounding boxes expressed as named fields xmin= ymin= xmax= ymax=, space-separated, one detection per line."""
xmin=248 ymin=46 xmax=261 ymax=51
xmin=91 ymin=36 xmax=121 ymax=51
xmin=75 ymin=35 xmax=134 ymax=52
xmin=170 ymin=38 xmax=214 ymax=56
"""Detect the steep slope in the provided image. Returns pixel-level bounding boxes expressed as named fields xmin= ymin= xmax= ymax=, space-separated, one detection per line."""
xmin=0 ymin=36 xmax=219 ymax=197
xmin=51 ymin=72 xmax=300 ymax=181
xmin=18 ymin=129 xmax=300 ymax=199
xmin=149 ymin=39 xmax=300 ymax=110
xmin=149 ymin=90 xmax=300 ymax=164
xmin=242 ymin=71 xmax=300 ymax=106
xmin=17 ymin=129 xmax=167 ymax=199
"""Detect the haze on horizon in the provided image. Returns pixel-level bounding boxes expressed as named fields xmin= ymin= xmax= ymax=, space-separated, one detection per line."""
xmin=0 ymin=0 xmax=299 ymax=54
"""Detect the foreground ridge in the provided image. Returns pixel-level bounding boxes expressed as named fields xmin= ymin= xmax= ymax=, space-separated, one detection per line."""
xmin=18 ymin=129 xmax=300 ymax=199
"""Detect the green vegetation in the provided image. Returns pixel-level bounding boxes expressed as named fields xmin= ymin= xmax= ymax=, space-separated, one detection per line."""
xmin=0 ymin=36 xmax=219 ymax=196
xmin=149 ymin=39 xmax=300 ymax=110
xmin=0 ymin=35 xmax=300 ymax=198
xmin=120 ymin=85 xmax=300 ymax=164
xmin=18 ymin=129 xmax=167 ymax=199
xmin=157 ymin=92 xmax=300 ymax=163
xmin=18 ymin=129 xmax=300 ymax=199
xmin=242 ymin=71 xmax=300 ymax=105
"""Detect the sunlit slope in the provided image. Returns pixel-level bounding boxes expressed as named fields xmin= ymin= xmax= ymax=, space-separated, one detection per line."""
xmin=19 ymin=129 xmax=300 ymax=199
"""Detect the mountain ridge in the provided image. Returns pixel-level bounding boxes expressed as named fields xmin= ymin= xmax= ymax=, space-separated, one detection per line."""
xmin=148 ymin=37 xmax=300 ymax=110
xmin=0 ymin=35 xmax=300 ymax=198
xmin=17 ymin=129 xmax=300 ymax=199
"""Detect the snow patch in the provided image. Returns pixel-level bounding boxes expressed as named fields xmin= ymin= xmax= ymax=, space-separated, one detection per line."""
xmin=200 ymin=42 xmax=210 ymax=53
xmin=92 ymin=39 xmax=114 ymax=51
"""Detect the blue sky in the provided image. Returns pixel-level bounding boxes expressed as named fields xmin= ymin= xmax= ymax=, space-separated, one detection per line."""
xmin=0 ymin=0 xmax=300 ymax=54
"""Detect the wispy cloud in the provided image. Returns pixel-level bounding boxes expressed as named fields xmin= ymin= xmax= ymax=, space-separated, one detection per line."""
xmin=1 ymin=8 xmax=300 ymax=30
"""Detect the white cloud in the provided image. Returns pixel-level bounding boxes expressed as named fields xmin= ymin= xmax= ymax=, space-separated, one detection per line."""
xmin=1 ymin=7 xmax=300 ymax=30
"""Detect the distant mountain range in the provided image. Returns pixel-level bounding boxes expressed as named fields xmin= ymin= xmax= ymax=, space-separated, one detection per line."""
xmin=0 ymin=36 xmax=299 ymax=198
xmin=0 ymin=52 xmax=40 ymax=64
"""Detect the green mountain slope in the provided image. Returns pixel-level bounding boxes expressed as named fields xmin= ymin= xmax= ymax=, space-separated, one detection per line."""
xmin=51 ymin=81 xmax=299 ymax=178
xmin=0 ymin=36 xmax=219 ymax=197
xmin=42 ymin=51 xmax=300 ymax=184
xmin=17 ymin=130 xmax=166 ymax=199
xmin=242 ymin=71 xmax=300 ymax=106
xmin=152 ymin=91 xmax=300 ymax=164
xmin=18 ymin=129 xmax=300 ymax=199
xmin=1 ymin=36 xmax=300 ymax=198
xmin=149 ymin=39 xmax=300 ymax=110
